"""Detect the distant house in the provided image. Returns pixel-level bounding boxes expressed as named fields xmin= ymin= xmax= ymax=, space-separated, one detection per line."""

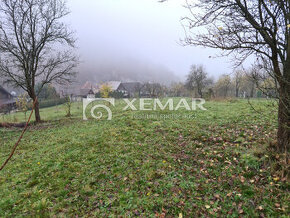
xmin=105 ymin=81 xmax=142 ymax=98
xmin=0 ymin=85 xmax=16 ymax=113
xmin=78 ymin=81 xmax=99 ymax=98
xmin=119 ymin=82 xmax=142 ymax=97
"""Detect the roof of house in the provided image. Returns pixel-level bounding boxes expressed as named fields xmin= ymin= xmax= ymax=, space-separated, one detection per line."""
xmin=79 ymin=81 xmax=99 ymax=96
xmin=121 ymin=82 xmax=142 ymax=93
xmin=106 ymin=81 xmax=121 ymax=91
xmin=0 ymin=85 xmax=12 ymax=98
xmin=81 ymin=81 xmax=98 ymax=90
xmin=78 ymin=89 xmax=91 ymax=97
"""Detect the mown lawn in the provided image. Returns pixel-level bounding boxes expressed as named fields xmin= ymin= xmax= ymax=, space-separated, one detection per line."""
xmin=0 ymin=98 xmax=289 ymax=217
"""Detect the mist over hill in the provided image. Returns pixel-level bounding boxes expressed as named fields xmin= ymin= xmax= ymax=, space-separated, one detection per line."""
xmin=76 ymin=55 xmax=181 ymax=86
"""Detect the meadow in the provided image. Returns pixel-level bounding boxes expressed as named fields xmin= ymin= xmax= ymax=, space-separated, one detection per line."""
xmin=0 ymin=98 xmax=289 ymax=217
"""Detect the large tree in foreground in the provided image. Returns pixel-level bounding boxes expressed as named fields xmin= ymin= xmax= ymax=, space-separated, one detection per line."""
xmin=0 ymin=0 xmax=78 ymax=122
xmin=181 ymin=0 xmax=289 ymax=152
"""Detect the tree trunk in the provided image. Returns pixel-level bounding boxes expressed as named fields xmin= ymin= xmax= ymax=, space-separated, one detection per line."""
xmin=277 ymin=89 xmax=290 ymax=152
xmin=276 ymin=33 xmax=290 ymax=152
xmin=235 ymin=88 xmax=239 ymax=98
xmin=31 ymin=94 xmax=41 ymax=123
xmin=34 ymin=98 xmax=41 ymax=123
xmin=250 ymin=86 xmax=254 ymax=98
xmin=198 ymin=89 xmax=203 ymax=98
xmin=277 ymin=99 xmax=290 ymax=152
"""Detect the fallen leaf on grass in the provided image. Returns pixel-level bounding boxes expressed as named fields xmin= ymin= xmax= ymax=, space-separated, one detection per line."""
xmin=214 ymin=194 xmax=220 ymax=199
xmin=240 ymin=176 xmax=245 ymax=183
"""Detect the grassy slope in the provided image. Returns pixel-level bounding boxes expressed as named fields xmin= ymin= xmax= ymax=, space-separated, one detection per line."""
xmin=0 ymin=99 xmax=289 ymax=217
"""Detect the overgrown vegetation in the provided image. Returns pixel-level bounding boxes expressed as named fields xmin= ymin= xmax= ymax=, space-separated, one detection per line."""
xmin=0 ymin=99 xmax=288 ymax=217
xmin=16 ymin=94 xmax=30 ymax=122
xmin=100 ymin=84 xmax=113 ymax=98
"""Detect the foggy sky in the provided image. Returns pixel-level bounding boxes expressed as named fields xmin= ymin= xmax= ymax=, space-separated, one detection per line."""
xmin=67 ymin=0 xmax=236 ymax=83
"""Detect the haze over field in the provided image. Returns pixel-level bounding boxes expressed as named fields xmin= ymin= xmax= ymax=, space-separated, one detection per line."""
xmin=67 ymin=0 xmax=235 ymax=84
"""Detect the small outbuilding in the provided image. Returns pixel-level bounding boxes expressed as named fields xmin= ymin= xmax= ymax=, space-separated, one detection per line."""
xmin=0 ymin=85 xmax=16 ymax=113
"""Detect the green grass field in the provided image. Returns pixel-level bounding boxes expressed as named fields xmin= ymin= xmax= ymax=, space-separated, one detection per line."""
xmin=0 ymin=98 xmax=289 ymax=217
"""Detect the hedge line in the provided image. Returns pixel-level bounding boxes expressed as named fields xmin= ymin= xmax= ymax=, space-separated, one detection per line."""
xmin=27 ymin=98 xmax=67 ymax=110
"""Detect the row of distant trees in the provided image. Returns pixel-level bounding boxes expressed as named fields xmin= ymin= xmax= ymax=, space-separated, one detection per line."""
xmin=168 ymin=65 xmax=277 ymax=99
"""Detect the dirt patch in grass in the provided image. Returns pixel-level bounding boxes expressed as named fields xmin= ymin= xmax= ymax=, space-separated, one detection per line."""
xmin=0 ymin=122 xmax=28 ymax=128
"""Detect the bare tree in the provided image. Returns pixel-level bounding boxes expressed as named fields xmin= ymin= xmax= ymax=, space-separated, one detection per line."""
xmin=250 ymin=65 xmax=279 ymax=99
xmin=169 ymin=82 xmax=188 ymax=97
xmin=181 ymin=0 xmax=289 ymax=152
xmin=245 ymin=73 xmax=257 ymax=98
xmin=186 ymin=64 xmax=212 ymax=98
xmin=142 ymin=82 xmax=164 ymax=98
xmin=215 ymin=74 xmax=232 ymax=98
xmin=0 ymin=0 xmax=78 ymax=122
xmin=234 ymin=70 xmax=244 ymax=98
